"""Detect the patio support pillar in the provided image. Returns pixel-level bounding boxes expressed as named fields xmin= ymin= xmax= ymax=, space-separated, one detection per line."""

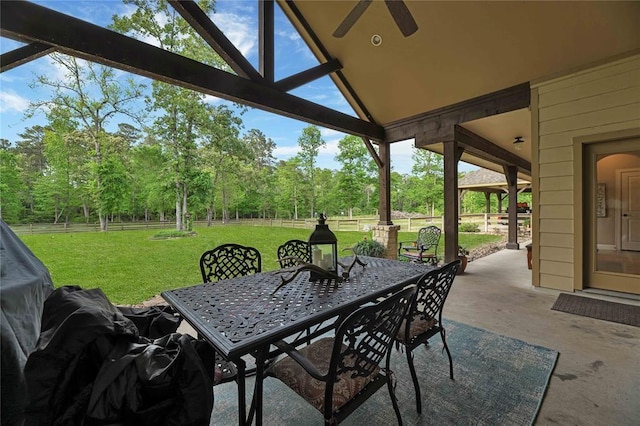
xmin=504 ymin=165 xmax=520 ymax=249
xmin=372 ymin=224 xmax=400 ymax=260
xmin=443 ymin=140 xmax=464 ymax=263
xmin=377 ymin=141 xmax=392 ymax=225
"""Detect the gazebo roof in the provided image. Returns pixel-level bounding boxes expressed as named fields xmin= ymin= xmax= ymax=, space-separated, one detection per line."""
xmin=459 ymin=169 xmax=530 ymax=194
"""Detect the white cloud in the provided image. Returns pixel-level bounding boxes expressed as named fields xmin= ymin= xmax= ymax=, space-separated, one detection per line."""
xmin=320 ymin=139 xmax=340 ymax=156
xmin=274 ymin=145 xmax=299 ymax=156
xmin=204 ymin=94 xmax=224 ymax=105
xmin=320 ymin=128 xmax=344 ymax=139
xmin=211 ymin=12 xmax=256 ymax=57
xmin=0 ymin=90 xmax=29 ymax=113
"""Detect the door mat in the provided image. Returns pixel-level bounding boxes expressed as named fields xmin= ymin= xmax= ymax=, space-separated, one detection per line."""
xmin=551 ymin=293 xmax=640 ymax=327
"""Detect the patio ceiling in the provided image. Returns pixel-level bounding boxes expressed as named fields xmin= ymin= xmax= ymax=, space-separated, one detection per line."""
xmin=279 ymin=0 xmax=640 ymax=178
xmin=2 ymin=1 xmax=639 ymax=179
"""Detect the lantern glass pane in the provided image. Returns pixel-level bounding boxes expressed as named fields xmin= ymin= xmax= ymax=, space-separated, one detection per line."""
xmin=311 ymin=243 xmax=335 ymax=270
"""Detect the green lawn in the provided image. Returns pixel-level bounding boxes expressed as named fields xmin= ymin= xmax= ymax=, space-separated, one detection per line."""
xmin=18 ymin=225 xmax=502 ymax=305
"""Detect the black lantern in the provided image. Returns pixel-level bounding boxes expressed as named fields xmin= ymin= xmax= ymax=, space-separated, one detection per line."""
xmin=308 ymin=213 xmax=338 ymax=281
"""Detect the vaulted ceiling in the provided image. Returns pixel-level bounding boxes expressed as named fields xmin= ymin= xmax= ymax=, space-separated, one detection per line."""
xmin=279 ymin=0 xmax=640 ymax=177
xmin=2 ymin=1 xmax=639 ymax=179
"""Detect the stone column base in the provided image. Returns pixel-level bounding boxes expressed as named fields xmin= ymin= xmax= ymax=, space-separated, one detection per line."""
xmin=372 ymin=225 xmax=401 ymax=260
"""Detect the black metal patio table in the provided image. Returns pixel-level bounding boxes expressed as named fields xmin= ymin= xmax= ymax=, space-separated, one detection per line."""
xmin=161 ymin=256 xmax=432 ymax=425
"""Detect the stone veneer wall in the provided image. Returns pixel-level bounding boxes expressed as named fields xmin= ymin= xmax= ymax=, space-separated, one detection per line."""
xmin=372 ymin=225 xmax=400 ymax=260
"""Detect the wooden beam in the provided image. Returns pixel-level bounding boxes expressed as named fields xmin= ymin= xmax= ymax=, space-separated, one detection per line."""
xmin=274 ymin=59 xmax=342 ymax=92
xmin=443 ymin=141 xmax=462 ymax=263
xmin=503 ymin=164 xmax=520 ymax=249
xmin=283 ymin=0 xmax=378 ymax=125
xmin=362 ymin=137 xmax=383 ymax=169
xmin=1 ymin=42 xmax=55 ymax=72
xmin=385 ymin=82 xmax=530 ymax=143
xmin=453 ymin=125 xmax=531 ymax=174
xmin=259 ymin=0 xmax=275 ymax=82
xmin=0 ymin=1 xmax=384 ymax=141
xmin=377 ymin=141 xmax=392 ymax=225
xmin=168 ymin=0 xmax=262 ymax=81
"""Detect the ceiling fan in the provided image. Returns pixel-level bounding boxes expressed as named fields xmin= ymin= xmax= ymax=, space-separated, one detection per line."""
xmin=333 ymin=0 xmax=418 ymax=38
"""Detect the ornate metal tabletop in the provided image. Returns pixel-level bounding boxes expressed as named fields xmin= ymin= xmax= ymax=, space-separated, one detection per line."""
xmin=162 ymin=256 xmax=432 ymax=360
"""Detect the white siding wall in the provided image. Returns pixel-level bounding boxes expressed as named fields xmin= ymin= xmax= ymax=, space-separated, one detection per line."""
xmin=533 ymin=55 xmax=640 ymax=291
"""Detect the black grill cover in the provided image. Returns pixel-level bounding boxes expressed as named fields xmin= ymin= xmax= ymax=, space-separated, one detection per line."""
xmin=23 ymin=285 xmax=215 ymax=426
xmin=0 ymin=220 xmax=54 ymax=426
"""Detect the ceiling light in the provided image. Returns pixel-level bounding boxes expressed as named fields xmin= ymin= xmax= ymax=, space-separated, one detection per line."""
xmin=513 ymin=136 xmax=524 ymax=151
xmin=371 ymin=34 xmax=382 ymax=46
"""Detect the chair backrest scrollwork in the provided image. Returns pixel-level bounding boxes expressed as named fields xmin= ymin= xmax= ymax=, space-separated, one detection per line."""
xmin=199 ymin=244 xmax=262 ymax=283
xmin=277 ymin=239 xmax=311 ymax=269
xmin=326 ymin=285 xmax=416 ymax=405
xmin=408 ymin=259 xmax=460 ymax=328
xmin=416 ymin=226 xmax=441 ymax=252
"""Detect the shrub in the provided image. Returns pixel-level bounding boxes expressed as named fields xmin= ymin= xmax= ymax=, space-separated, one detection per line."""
xmin=351 ymin=238 xmax=386 ymax=258
xmin=459 ymin=222 xmax=480 ymax=233
xmin=151 ymin=230 xmax=196 ymax=239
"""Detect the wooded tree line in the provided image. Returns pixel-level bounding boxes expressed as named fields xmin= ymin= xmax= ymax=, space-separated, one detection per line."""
xmin=0 ymin=0 xmax=496 ymax=229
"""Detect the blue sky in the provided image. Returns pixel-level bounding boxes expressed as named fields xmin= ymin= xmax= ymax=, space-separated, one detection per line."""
xmin=0 ymin=0 xmax=474 ymax=174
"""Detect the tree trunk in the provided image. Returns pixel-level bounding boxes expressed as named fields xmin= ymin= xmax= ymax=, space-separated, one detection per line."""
xmin=99 ymin=214 xmax=108 ymax=231
xmin=175 ymin=180 xmax=182 ymax=231
xmin=293 ymin=184 xmax=298 ymax=220
xmin=182 ymin=182 xmax=188 ymax=230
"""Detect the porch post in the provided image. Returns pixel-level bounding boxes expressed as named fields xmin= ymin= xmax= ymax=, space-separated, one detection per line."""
xmin=443 ymin=140 xmax=464 ymax=262
xmin=377 ymin=141 xmax=392 ymax=225
xmin=504 ymin=165 xmax=520 ymax=249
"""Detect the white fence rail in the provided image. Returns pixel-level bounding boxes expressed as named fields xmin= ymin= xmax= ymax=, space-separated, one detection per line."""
xmin=10 ymin=213 xmax=531 ymax=237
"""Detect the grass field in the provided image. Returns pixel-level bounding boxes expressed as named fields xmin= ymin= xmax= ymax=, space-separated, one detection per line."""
xmin=17 ymin=225 xmax=502 ymax=305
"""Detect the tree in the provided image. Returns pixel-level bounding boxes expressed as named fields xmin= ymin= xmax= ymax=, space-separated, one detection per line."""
xmin=335 ymin=135 xmax=377 ymax=218
xmin=243 ymin=129 xmax=276 ymax=218
xmin=112 ymin=0 xmax=229 ymax=231
xmin=29 ymin=54 xmax=144 ymax=230
xmin=13 ymin=126 xmax=48 ymax=218
xmin=0 ymin=147 xmax=26 ymax=222
xmin=129 ymin=142 xmax=172 ymax=221
xmin=273 ymin=158 xmax=304 ymax=219
xmin=296 ymin=125 xmax=325 ymax=218
xmin=36 ymin=109 xmax=88 ymax=224
xmin=411 ymin=148 xmax=444 ymax=215
xmin=198 ymin=104 xmax=246 ymax=224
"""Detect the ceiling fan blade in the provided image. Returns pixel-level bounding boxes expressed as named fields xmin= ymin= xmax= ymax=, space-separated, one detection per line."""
xmin=385 ymin=0 xmax=418 ymax=37
xmin=333 ymin=0 xmax=373 ymax=38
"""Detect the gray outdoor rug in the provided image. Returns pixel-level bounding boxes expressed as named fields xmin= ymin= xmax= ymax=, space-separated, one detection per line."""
xmin=551 ymin=293 xmax=640 ymax=327
xmin=210 ymin=320 xmax=558 ymax=425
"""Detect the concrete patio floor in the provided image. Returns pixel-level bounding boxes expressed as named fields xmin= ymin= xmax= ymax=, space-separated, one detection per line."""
xmin=179 ymin=245 xmax=640 ymax=425
xmin=447 ymin=244 xmax=640 ymax=425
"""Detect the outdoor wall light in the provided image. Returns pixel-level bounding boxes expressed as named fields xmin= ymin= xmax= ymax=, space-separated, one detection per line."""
xmin=308 ymin=213 xmax=338 ymax=281
xmin=513 ymin=136 xmax=524 ymax=151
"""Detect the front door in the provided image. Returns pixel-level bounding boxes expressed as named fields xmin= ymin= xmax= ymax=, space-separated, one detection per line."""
xmin=585 ymin=138 xmax=640 ymax=294
xmin=620 ymin=169 xmax=640 ymax=251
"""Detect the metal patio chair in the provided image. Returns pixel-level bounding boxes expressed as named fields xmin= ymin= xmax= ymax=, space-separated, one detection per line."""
xmin=395 ymin=259 xmax=461 ymax=413
xmin=277 ymin=239 xmax=311 ymax=269
xmin=199 ymin=243 xmax=262 ymax=384
xmin=398 ymin=225 xmax=441 ymax=265
xmin=265 ymin=285 xmax=417 ymax=425
xmin=200 ymin=243 xmax=262 ymax=283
